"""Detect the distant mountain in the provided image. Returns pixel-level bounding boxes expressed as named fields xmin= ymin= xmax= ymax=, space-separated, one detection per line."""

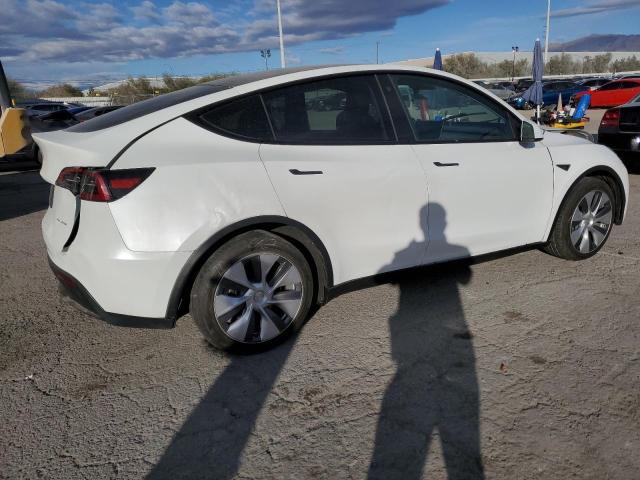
xmin=550 ymin=34 xmax=640 ymax=52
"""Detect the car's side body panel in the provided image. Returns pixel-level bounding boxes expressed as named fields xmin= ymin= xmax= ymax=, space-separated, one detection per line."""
xmin=415 ymin=141 xmax=554 ymax=263
xmin=110 ymin=117 xmax=286 ymax=253
xmin=259 ymin=143 xmax=428 ymax=285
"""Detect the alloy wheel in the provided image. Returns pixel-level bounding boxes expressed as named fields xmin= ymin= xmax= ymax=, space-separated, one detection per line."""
xmin=569 ymin=190 xmax=613 ymax=254
xmin=213 ymin=253 xmax=304 ymax=343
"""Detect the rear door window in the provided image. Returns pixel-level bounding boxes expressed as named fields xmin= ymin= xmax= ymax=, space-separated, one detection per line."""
xmin=261 ymin=75 xmax=392 ymax=144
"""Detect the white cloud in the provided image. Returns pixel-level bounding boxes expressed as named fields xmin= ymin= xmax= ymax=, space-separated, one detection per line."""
xmin=551 ymin=0 xmax=640 ymax=17
xmin=319 ymin=46 xmax=345 ymax=55
xmin=4 ymin=0 xmax=451 ymax=65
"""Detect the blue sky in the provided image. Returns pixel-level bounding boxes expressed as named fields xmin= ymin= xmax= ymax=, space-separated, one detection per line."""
xmin=3 ymin=0 xmax=640 ymax=86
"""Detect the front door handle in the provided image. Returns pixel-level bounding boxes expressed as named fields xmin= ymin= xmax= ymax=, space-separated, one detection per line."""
xmin=289 ymin=169 xmax=323 ymax=175
xmin=433 ymin=162 xmax=459 ymax=167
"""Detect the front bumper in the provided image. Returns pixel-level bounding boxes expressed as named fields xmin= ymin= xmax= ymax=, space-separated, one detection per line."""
xmin=48 ymin=256 xmax=174 ymax=329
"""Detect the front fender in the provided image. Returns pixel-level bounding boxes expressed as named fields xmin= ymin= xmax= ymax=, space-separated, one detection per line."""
xmin=542 ymin=137 xmax=629 ymax=240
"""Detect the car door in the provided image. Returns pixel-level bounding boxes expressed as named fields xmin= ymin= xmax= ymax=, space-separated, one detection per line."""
xmin=612 ymin=81 xmax=640 ymax=106
xmin=592 ymin=82 xmax=621 ymax=107
xmin=381 ymin=73 xmax=554 ymax=263
xmin=259 ymin=74 xmax=429 ymax=285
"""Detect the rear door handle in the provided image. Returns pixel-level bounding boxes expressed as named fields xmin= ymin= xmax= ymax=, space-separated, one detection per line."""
xmin=433 ymin=162 xmax=459 ymax=167
xmin=289 ymin=169 xmax=323 ymax=175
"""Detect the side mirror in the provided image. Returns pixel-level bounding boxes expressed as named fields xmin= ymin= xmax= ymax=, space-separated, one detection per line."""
xmin=520 ymin=121 xmax=544 ymax=143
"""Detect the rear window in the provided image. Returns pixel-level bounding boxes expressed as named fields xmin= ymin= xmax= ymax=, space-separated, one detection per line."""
xmin=67 ymin=84 xmax=228 ymax=133
xmin=191 ymin=95 xmax=273 ymax=141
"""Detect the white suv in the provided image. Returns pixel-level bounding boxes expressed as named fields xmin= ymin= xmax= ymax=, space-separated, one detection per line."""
xmin=35 ymin=65 xmax=629 ymax=351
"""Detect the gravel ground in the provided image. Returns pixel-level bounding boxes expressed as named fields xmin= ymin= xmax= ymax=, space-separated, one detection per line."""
xmin=1 ymin=164 xmax=639 ymax=480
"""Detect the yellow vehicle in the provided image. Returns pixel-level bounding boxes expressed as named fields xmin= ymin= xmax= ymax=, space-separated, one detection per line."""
xmin=0 ymin=60 xmax=31 ymax=159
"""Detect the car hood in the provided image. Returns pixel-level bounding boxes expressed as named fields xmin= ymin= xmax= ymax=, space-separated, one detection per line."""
xmin=541 ymin=130 xmax=592 ymax=148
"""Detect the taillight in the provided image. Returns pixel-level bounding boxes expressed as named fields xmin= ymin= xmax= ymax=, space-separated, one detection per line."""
xmin=55 ymin=167 xmax=154 ymax=202
xmin=600 ymin=109 xmax=620 ymax=128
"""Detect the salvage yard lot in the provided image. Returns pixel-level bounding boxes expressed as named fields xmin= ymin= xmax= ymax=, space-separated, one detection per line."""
xmin=1 ymin=163 xmax=639 ymax=479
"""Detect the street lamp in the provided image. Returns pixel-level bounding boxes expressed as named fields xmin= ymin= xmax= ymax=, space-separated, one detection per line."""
xmin=260 ymin=49 xmax=271 ymax=71
xmin=511 ymin=46 xmax=519 ymax=82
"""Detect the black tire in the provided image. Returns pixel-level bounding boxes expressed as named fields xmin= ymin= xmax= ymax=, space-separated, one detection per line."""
xmin=190 ymin=230 xmax=314 ymax=352
xmin=543 ymin=176 xmax=615 ymax=260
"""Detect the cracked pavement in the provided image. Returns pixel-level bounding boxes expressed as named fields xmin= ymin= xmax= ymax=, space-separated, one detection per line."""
xmin=1 ymin=166 xmax=639 ymax=479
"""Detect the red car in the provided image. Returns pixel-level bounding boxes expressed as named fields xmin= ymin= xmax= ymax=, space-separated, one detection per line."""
xmin=574 ymin=78 xmax=640 ymax=108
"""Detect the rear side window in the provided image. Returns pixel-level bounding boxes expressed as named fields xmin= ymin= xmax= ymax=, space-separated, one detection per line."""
xmin=194 ymin=95 xmax=273 ymax=141
xmin=619 ymin=81 xmax=640 ymax=89
xmin=261 ymin=75 xmax=391 ymax=144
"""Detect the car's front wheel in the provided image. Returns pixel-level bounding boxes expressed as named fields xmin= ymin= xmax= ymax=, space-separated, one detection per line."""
xmin=544 ymin=177 xmax=615 ymax=260
xmin=190 ymin=230 xmax=314 ymax=352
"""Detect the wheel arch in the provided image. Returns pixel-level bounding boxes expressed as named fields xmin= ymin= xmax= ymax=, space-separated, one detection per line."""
xmin=579 ymin=166 xmax=626 ymax=225
xmin=547 ymin=165 xmax=626 ymax=242
xmin=165 ymin=216 xmax=334 ymax=324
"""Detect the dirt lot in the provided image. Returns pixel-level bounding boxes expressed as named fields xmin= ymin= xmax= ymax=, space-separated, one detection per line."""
xmin=1 ymin=160 xmax=639 ymax=479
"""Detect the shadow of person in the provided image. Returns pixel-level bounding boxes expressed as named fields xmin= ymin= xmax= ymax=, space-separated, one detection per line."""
xmin=368 ymin=203 xmax=484 ymax=480
xmin=146 ymin=337 xmax=297 ymax=480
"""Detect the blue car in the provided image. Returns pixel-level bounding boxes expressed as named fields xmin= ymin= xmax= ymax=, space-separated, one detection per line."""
xmin=508 ymin=80 xmax=586 ymax=109
xmin=540 ymin=80 xmax=585 ymax=106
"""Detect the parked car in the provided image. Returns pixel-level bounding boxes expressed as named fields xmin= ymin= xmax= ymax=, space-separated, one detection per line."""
xmin=515 ymin=78 xmax=534 ymax=92
xmin=34 ymin=65 xmax=629 ymax=352
xmin=23 ymin=102 xmax=69 ymax=117
xmin=540 ymin=80 xmax=585 ymax=106
xmin=509 ymin=80 xmax=592 ymax=109
xmin=574 ymin=78 xmax=640 ymax=108
xmin=495 ymin=81 xmax=515 ymax=91
xmin=473 ymin=80 xmax=514 ymax=100
xmin=598 ymin=93 xmax=640 ymax=156
xmin=74 ymin=105 xmax=123 ymax=122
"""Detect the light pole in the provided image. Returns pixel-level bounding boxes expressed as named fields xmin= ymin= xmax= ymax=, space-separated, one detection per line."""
xmin=260 ymin=49 xmax=271 ymax=71
xmin=511 ymin=46 xmax=519 ymax=81
xmin=276 ymin=0 xmax=286 ymax=68
xmin=376 ymin=41 xmax=379 ymax=64
xmin=544 ymin=0 xmax=551 ymax=64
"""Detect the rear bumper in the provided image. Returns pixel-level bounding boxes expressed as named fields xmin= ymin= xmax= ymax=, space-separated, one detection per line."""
xmin=48 ymin=256 xmax=174 ymax=328
xmin=43 ymin=198 xmax=191 ymax=323
xmin=598 ymin=132 xmax=640 ymax=154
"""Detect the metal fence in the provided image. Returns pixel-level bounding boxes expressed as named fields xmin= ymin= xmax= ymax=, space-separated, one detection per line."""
xmin=34 ymin=96 xmax=113 ymax=107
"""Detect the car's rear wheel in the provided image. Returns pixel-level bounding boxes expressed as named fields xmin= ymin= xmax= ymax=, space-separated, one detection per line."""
xmin=544 ymin=177 xmax=615 ymax=260
xmin=190 ymin=230 xmax=314 ymax=352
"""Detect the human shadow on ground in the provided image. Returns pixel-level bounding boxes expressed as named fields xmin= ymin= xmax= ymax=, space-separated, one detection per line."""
xmin=147 ymin=335 xmax=297 ymax=479
xmin=367 ymin=204 xmax=485 ymax=480
xmin=148 ymin=203 xmax=484 ymax=479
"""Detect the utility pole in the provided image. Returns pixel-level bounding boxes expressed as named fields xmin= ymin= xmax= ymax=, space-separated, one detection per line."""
xmin=276 ymin=0 xmax=286 ymax=68
xmin=260 ymin=49 xmax=271 ymax=71
xmin=511 ymin=46 xmax=519 ymax=81
xmin=544 ymin=0 xmax=551 ymax=64
xmin=376 ymin=41 xmax=379 ymax=64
